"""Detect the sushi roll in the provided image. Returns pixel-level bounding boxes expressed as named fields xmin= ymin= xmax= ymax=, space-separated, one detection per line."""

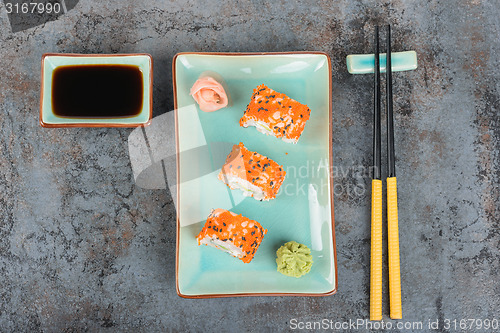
xmin=239 ymin=84 xmax=311 ymax=144
xmin=197 ymin=208 xmax=268 ymax=263
xmin=218 ymin=142 xmax=286 ymax=201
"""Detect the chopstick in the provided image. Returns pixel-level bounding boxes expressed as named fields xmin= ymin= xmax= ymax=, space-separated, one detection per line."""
xmin=370 ymin=26 xmax=383 ymax=322
xmin=386 ymin=24 xmax=402 ymax=320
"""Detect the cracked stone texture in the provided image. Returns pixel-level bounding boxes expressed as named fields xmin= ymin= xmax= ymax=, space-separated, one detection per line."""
xmin=0 ymin=0 xmax=499 ymax=332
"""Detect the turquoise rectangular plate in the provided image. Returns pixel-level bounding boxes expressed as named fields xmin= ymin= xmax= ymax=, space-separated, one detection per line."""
xmin=173 ymin=52 xmax=337 ymax=297
xmin=40 ymin=53 xmax=152 ymax=127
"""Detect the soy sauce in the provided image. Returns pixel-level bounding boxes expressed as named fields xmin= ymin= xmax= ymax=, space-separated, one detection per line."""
xmin=51 ymin=64 xmax=143 ymax=118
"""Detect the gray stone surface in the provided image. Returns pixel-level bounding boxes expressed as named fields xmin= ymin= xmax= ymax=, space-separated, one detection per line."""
xmin=0 ymin=0 xmax=499 ymax=332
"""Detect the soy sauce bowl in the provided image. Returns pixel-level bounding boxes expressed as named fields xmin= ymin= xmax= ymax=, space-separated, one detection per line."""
xmin=40 ymin=53 xmax=153 ymax=128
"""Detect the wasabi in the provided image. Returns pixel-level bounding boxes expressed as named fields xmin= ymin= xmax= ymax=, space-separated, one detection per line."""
xmin=276 ymin=241 xmax=313 ymax=278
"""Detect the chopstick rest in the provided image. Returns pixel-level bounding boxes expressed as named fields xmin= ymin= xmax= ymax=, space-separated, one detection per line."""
xmin=346 ymin=51 xmax=417 ymax=74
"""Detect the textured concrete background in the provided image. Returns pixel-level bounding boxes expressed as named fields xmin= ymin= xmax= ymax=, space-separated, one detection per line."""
xmin=0 ymin=0 xmax=499 ymax=332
